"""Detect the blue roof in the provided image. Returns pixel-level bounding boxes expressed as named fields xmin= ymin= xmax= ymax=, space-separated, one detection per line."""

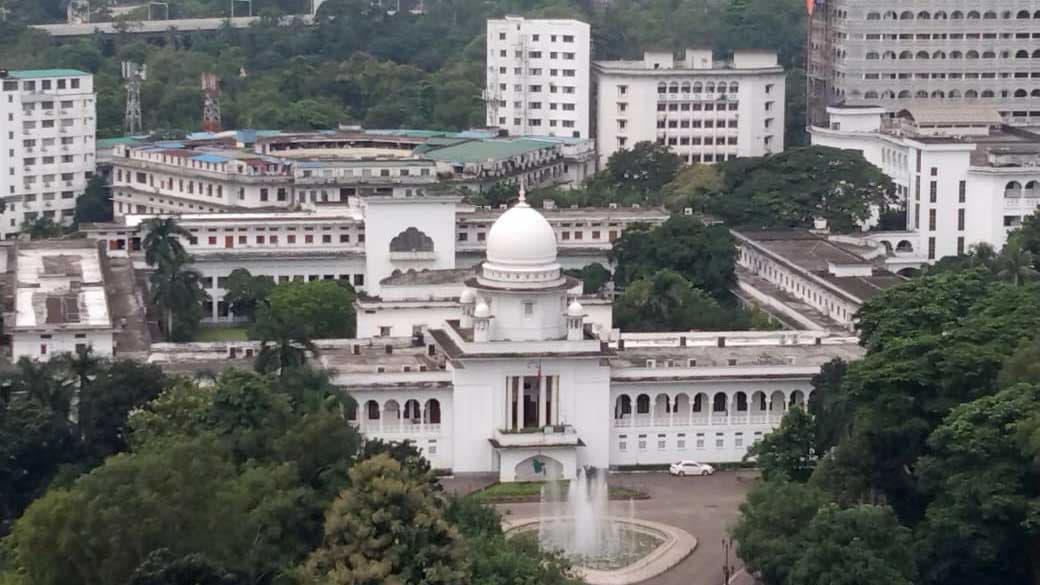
xmin=8 ymin=69 xmax=90 ymax=79
xmin=190 ymin=154 xmax=228 ymax=164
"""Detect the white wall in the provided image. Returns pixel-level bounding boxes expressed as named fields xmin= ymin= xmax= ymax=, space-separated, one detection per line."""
xmin=357 ymin=304 xmax=461 ymax=338
xmin=363 ymin=197 xmax=459 ymax=297
xmin=13 ymin=329 xmax=113 ymax=361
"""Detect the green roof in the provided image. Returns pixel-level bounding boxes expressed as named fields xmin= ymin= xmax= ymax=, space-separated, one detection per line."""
xmin=96 ymin=136 xmax=147 ymax=148
xmin=421 ymin=138 xmax=551 ymax=163
xmin=8 ymin=69 xmax=90 ymax=79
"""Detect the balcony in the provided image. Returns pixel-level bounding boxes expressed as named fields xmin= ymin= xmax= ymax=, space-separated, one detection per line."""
xmin=493 ymin=425 xmax=581 ymax=448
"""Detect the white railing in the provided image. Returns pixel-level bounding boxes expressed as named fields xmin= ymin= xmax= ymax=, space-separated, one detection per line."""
xmin=613 ymin=412 xmax=784 ymax=428
xmin=354 ymin=422 xmax=442 ymax=435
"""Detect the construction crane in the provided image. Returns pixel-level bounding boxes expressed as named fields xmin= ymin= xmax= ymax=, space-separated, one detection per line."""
xmin=200 ymin=72 xmax=222 ymax=133
xmin=122 ymin=61 xmax=146 ymax=135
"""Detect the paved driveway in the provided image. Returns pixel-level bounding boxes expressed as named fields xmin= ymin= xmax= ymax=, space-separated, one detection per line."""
xmin=496 ymin=470 xmax=757 ymax=585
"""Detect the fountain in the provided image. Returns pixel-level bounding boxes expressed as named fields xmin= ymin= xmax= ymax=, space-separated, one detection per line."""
xmin=504 ymin=468 xmax=698 ymax=585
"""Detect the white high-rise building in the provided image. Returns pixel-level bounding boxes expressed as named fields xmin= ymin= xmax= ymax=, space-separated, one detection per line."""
xmin=594 ymin=50 xmax=786 ymax=166
xmin=485 ymin=17 xmax=591 ymax=140
xmin=0 ymin=69 xmax=96 ymax=238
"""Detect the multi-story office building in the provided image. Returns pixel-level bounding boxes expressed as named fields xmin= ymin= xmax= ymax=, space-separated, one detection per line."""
xmin=808 ymin=1 xmax=1040 ymax=127
xmin=593 ymin=50 xmax=786 ymax=166
xmin=812 ymin=104 xmax=1040 ymax=266
xmin=0 ymin=69 xmax=96 ymax=237
xmin=485 ymin=17 xmax=592 ymax=140
xmin=109 ymin=129 xmax=596 ymax=217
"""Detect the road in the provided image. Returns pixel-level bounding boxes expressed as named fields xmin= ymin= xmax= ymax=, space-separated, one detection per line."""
xmin=31 ymin=14 xmax=314 ymax=37
xmin=496 ymin=470 xmax=757 ymax=585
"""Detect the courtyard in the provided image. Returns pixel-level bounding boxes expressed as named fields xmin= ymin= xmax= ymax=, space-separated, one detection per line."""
xmin=493 ymin=470 xmax=757 ymax=585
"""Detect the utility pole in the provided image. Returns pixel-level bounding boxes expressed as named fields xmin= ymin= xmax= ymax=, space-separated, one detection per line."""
xmin=122 ymin=61 xmax=145 ymax=135
xmin=722 ymin=538 xmax=734 ymax=584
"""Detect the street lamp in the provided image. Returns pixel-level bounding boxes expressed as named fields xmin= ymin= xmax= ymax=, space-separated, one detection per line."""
xmin=148 ymin=1 xmax=169 ymax=20
xmin=230 ymin=0 xmax=252 ymax=17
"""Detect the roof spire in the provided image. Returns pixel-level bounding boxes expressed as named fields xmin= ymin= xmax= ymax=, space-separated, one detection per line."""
xmin=517 ymin=180 xmax=528 ymax=207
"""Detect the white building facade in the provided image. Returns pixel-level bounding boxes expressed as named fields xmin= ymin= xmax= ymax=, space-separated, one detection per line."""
xmin=0 ymin=69 xmax=96 ymax=238
xmin=486 ymin=17 xmax=592 ymax=140
xmin=594 ymin=50 xmax=786 ymax=166
xmin=812 ymin=105 xmax=1040 ymax=263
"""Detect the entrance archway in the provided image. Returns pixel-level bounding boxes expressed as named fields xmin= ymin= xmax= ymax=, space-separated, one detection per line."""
xmin=515 ymin=454 xmax=564 ymax=481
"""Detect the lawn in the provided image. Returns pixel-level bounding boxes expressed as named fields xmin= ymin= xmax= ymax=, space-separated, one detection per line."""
xmin=475 ymin=481 xmax=647 ymax=502
xmin=193 ymin=326 xmax=250 ymax=342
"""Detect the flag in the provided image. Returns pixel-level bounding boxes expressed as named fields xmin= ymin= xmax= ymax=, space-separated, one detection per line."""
xmin=806 ymin=0 xmax=818 ymax=15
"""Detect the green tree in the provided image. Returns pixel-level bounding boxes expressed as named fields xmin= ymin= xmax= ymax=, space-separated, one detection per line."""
xmin=731 ymin=480 xmax=829 ymax=585
xmin=563 ymin=263 xmax=611 ymax=295
xmin=589 ymin=140 xmax=682 ymax=197
xmin=149 ymin=250 xmax=206 ymax=342
xmin=142 ymin=217 xmax=191 ymax=268
xmin=299 ymin=453 xmax=467 ymax=585
xmin=614 ymin=269 xmax=730 ymax=331
xmin=788 ymin=504 xmax=916 ymax=585
xmin=127 ymin=549 xmax=245 ymax=585
xmin=222 ymin=269 xmax=275 ymax=322
xmin=611 ymin=215 xmax=736 ymax=298
xmin=660 ymin=163 xmax=722 ymax=211
xmin=694 ymin=146 xmax=896 ymax=232
xmin=806 ymin=358 xmax=851 ymax=456
xmin=995 ymin=233 xmax=1040 ymax=285
xmin=915 ymin=383 xmax=1040 ymax=585
xmin=73 ymin=175 xmax=112 ymax=226
xmin=77 ymin=360 xmax=168 ymax=460
xmin=20 ymin=216 xmax=63 ymax=239
xmin=745 ymin=406 xmax=817 ymax=482
xmin=2 ymin=357 xmax=75 ymax=422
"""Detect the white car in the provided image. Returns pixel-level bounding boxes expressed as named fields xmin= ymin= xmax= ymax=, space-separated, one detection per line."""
xmin=669 ymin=460 xmax=715 ymax=477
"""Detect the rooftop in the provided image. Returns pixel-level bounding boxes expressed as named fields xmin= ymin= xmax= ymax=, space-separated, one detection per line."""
xmin=6 ymin=69 xmax=90 ymax=79
xmin=381 ymin=267 xmax=477 ymax=287
xmin=13 ymin=241 xmax=111 ymax=330
xmin=421 ymin=138 xmax=558 ymax=164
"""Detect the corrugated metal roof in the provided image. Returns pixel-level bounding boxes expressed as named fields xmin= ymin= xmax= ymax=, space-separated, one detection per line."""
xmin=8 ymin=69 xmax=90 ymax=79
xmin=421 ymin=138 xmax=553 ymax=163
xmin=190 ymin=153 xmax=229 ymax=163
xmin=897 ymin=106 xmax=1003 ymax=126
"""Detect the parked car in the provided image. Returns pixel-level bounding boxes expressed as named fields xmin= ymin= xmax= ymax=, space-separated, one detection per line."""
xmin=669 ymin=460 xmax=715 ymax=477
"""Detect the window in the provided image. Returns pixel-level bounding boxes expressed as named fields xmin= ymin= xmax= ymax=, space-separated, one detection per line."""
xmin=619 ymin=434 xmax=627 ymax=451
xmin=928 ymin=237 xmax=936 ymax=260
xmin=715 ymin=433 xmax=724 ymax=448
xmin=929 ymin=181 xmax=937 ymax=203
xmin=657 ymin=434 xmax=666 ymax=450
xmin=959 ymin=180 xmax=967 ymax=203
xmin=735 ymin=432 xmax=744 ymax=448
xmin=929 ymin=208 xmax=937 ymax=231
xmin=638 ymin=434 xmax=647 ymax=450
xmin=260 ymin=188 xmax=268 ymax=202
xmin=958 ymin=208 xmax=965 ymax=231
xmin=677 ymin=433 xmax=686 ymax=449
xmin=523 ymin=301 xmax=534 ymax=316
xmin=695 ymin=433 xmax=705 ymax=449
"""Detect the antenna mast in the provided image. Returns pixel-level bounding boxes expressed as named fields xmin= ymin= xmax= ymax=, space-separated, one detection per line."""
xmin=200 ymin=73 xmax=222 ymax=133
xmin=122 ymin=61 xmax=145 ymax=135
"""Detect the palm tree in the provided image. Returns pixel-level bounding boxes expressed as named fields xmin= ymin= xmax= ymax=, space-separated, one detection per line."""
xmin=142 ymin=217 xmax=192 ymax=267
xmin=61 ymin=347 xmax=104 ymax=391
xmin=253 ymin=308 xmax=318 ymax=378
xmin=149 ymin=250 xmax=206 ymax=342
xmin=995 ymin=234 xmax=1040 ymax=286
xmin=2 ymin=357 xmax=75 ymax=422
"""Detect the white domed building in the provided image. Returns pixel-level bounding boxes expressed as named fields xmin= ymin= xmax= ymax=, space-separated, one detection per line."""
xmin=334 ymin=191 xmax=862 ymax=483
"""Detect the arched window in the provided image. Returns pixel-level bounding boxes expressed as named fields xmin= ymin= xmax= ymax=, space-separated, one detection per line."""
xmin=883 ymin=51 xmax=897 ymax=60
xmin=882 ymin=90 xmax=896 ymax=99
xmin=1035 ymin=10 xmax=1040 ymax=19
xmin=965 ymin=90 xmax=979 ymax=98
xmin=982 ymin=51 xmax=996 ymax=59
xmin=1017 ymin=50 xmax=1030 ymax=59
xmin=712 ymin=392 xmax=728 ymax=413
xmin=403 ymin=399 xmax=421 ymax=421
xmin=614 ymin=395 xmax=632 ymax=418
xmin=931 ymin=90 xmax=945 ymax=98
xmin=692 ymin=82 xmax=703 ymax=93
xmin=668 ymin=82 xmax=679 ymax=94
xmin=899 ymin=50 xmax=913 ymax=60
xmin=883 ymin=10 xmax=897 ymax=20
xmin=949 ymin=90 xmax=962 ymax=98
xmin=934 ymin=11 xmax=947 ymax=20
xmin=1015 ymin=89 xmax=1029 ymax=98
xmin=967 ymin=11 xmax=980 ymax=19
xmin=728 ymin=82 xmax=739 ymax=93
xmin=916 ymin=90 xmax=929 ymax=98
xmin=866 ymin=11 xmax=880 ymax=20
xmin=1032 ymin=90 xmax=1040 ymax=98
xmin=1033 ymin=50 xmax=1040 ymax=58
xmin=951 ymin=10 xmax=963 ymax=19
xmin=981 ymin=90 xmax=995 ymax=98
xmin=389 ymin=227 xmax=434 ymax=253
xmin=1026 ymin=181 xmax=1040 ymax=198
xmin=864 ymin=90 xmax=879 ymax=99
xmin=1018 ymin=10 xmax=1031 ymax=19
xmin=657 ymin=82 xmax=667 ymax=94
xmin=366 ymin=400 xmax=380 ymax=420
xmin=705 ymin=82 xmax=715 ymax=93
xmin=983 ymin=11 xmax=997 ymax=19
xmin=917 ymin=11 xmax=930 ymax=20
xmin=898 ymin=90 xmax=912 ymax=98
xmin=680 ymin=82 xmax=691 ymax=93
xmin=932 ymin=50 xmax=946 ymax=59
xmin=636 ymin=394 xmax=650 ymax=414
xmin=899 ymin=10 xmax=913 ymax=20
xmin=1006 ymin=181 xmax=1023 ymax=198
xmin=896 ymin=240 xmax=914 ymax=253
xmin=916 ymin=51 xmax=930 ymax=59
xmin=966 ymin=50 xmax=980 ymax=59
xmin=950 ymin=50 xmax=963 ymax=59
xmin=423 ymin=399 xmax=441 ymax=424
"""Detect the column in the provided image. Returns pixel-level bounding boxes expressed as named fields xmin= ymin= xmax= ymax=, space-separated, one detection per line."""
xmin=538 ymin=375 xmax=547 ymax=428
xmin=379 ymin=401 xmax=384 ymax=433
xmin=552 ymin=376 xmax=560 ymax=425
xmin=669 ymin=395 xmax=675 ymax=427
xmin=747 ymin=394 xmax=753 ymax=425
xmin=517 ymin=378 xmax=525 ymax=430
xmin=505 ymin=377 xmax=514 ymax=431
xmin=419 ymin=403 xmax=426 ymax=434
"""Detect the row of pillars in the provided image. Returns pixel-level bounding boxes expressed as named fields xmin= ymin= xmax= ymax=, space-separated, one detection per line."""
xmin=505 ymin=375 xmax=560 ymax=431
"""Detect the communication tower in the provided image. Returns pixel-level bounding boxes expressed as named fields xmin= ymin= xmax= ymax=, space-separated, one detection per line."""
xmin=122 ymin=61 xmax=146 ymax=135
xmin=200 ymin=73 xmax=222 ymax=133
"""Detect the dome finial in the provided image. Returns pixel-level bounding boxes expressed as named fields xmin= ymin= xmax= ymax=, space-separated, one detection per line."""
xmin=517 ymin=180 xmax=528 ymax=207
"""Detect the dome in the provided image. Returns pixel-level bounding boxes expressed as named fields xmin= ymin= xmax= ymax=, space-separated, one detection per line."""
xmin=567 ymin=299 xmax=584 ymax=317
xmin=485 ymin=199 xmax=558 ymax=268
xmin=474 ymin=300 xmax=491 ymax=318
xmin=460 ymin=289 xmax=476 ymax=304
xmin=478 ymin=190 xmax=565 ymax=290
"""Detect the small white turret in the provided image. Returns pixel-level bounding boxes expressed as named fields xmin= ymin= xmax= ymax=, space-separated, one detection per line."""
xmin=460 ymin=288 xmax=476 ymax=328
xmin=566 ymin=299 xmax=585 ymax=341
xmin=473 ymin=299 xmax=492 ymax=342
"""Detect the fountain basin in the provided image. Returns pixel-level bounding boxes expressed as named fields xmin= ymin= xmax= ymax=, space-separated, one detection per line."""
xmin=504 ymin=516 xmax=697 ymax=585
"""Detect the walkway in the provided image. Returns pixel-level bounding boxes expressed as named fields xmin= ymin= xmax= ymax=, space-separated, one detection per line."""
xmin=105 ymin=255 xmax=152 ymax=357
